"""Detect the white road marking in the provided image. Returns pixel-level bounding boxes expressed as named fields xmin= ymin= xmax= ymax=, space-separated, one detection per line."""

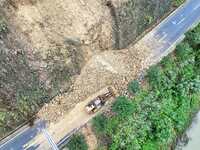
xmin=177 ymin=18 xmax=185 ymax=24
xmin=159 ymin=32 xmax=168 ymax=42
xmin=42 ymin=129 xmax=59 ymax=150
xmin=154 ymin=33 xmax=160 ymax=39
xmin=172 ymin=21 xmax=177 ymax=25
xmin=0 ymin=126 xmax=29 ymax=149
xmin=194 ymin=4 xmax=200 ymax=10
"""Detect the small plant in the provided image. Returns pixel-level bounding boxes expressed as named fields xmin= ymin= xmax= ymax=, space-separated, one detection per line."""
xmin=128 ymin=80 xmax=140 ymax=94
xmin=0 ymin=19 xmax=8 ymax=33
xmin=173 ymin=0 xmax=185 ymax=7
xmin=65 ymin=133 xmax=88 ymax=150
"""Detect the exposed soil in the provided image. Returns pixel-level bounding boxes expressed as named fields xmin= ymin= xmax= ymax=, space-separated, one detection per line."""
xmin=37 ymin=34 xmax=157 ymax=122
xmin=81 ymin=124 xmax=98 ymax=150
xmin=0 ymin=0 xmax=174 ymax=138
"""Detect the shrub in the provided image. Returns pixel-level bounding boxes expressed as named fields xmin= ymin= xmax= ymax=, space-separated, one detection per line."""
xmin=128 ymin=80 xmax=140 ymax=94
xmin=173 ymin=0 xmax=185 ymax=7
xmin=112 ymin=96 xmax=135 ymax=118
xmin=92 ymin=114 xmax=107 ymax=136
xmin=175 ymin=42 xmax=193 ymax=61
xmin=146 ymin=65 xmax=163 ymax=88
xmin=185 ymin=26 xmax=200 ymax=48
xmin=0 ymin=19 xmax=8 ymax=33
xmin=65 ymin=133 xmax=88 ymax=150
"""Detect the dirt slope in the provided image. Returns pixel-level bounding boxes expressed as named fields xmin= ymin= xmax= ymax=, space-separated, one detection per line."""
xmin=3 ymin=0 xmax=113 ymax=52
xmin=37 ymin=34 xmax=157 ymax=122
xmin=0 ymin=0 xmax=174 ymax=137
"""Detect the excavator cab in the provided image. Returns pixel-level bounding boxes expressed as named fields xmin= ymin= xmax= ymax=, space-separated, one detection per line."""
xmin=85 ymin=87 xmax=115 ymax=114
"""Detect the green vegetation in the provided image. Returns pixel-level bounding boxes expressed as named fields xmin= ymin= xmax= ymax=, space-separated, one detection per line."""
xmin=92 ymin=114 xmax=108 ymax=136
xmin=112 ymin=97 xmax=135 ymax=118
xmin=128 ymin=80 xmax=140 ymax=95
xmin=0 ymin=18 xmax=8 ymax=33
xmin=173 ymin=0 xmax=185 ymax=7
xmin=62 ymin=133 xmax=88 ymax=150
xmin=0 ymin=37 xmax=84 ymax=137
xmin=92 ymin=23 xmax=200 ymax=149
xmin=0 ymin=50 xmax=49 ymax=137
xmin=115 ymin=0 xmax=185 ymax=49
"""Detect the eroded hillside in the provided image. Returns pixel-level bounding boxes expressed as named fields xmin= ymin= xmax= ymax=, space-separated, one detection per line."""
xmin=0 ymin=0 xmax=176 ymax=137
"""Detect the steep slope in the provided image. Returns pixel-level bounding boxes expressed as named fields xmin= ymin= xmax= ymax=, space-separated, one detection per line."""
xmin=0 ymin=0 xmax=176 ymax=137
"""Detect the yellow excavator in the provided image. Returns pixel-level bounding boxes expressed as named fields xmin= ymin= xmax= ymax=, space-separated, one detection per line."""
xmin=85 ymin=87 xmax=115 ymax=114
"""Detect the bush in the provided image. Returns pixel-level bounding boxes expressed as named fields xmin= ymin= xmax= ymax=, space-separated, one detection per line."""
xmin=112 ymin=96 xmax=135 ymax=118
xmin=65 ymin=133 xmax=88 ymax=150
xmin=128 ymin=80 xmax=140 ymax=94
xmin=0 ymin=19 xmax=8 ymax=33
xmin=185 ymin=28 xmax=200 ymax=48
xmin=146 ymin=65 xmax=163 ymax=88
xmin=173 ymin=0 xmax=185 ymax=7
xmin=142 ymin=141 xmax=159 ymax=150
xmin=92 ymin=114 xmax=107 ymax=136
xmin=175 ymin=42 xmax=193 ymax=61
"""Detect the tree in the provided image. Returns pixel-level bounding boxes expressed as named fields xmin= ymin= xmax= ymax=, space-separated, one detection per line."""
xmin=65 ymin=133 xmax=88 ymax=150
xmin=112 ymin=96 xmax=135 ymax=118
xmin=175 ymin=42 xmax=193 ymax=61
xmin=185 ymin=30 xmax=200 ymax=48
xmin=146 ymin=65 xmax=163 ymax=89
xmin=128 ymin=80 xmax=140 ymax=95
xmin=92 ymin=114 xmax=108 ymax=136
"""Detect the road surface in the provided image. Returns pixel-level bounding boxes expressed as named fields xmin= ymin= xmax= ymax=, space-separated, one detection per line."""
xmin=0 ymin=0 xmax=200 ymax=149
xmin=0 ymin=121 xmax=48 ymax=150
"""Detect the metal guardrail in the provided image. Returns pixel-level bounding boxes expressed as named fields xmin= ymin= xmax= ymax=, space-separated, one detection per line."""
xmin=57 ymin=123 xmax=87 ymax=149
xmin=0 ymin=115 xmax=38 ymax=144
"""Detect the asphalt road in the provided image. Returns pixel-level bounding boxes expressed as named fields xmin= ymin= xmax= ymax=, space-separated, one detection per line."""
xmin=0 ymin=0 xmax=200 ymax=149
xmin=152 ymin=0 xmax=200 ymax=56
xmin=0 ymin=121 xmax=47 ymax=150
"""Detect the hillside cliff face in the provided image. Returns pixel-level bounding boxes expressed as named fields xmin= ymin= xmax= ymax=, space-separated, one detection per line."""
xmin=0 ymin=0 xmax=174 ymax=137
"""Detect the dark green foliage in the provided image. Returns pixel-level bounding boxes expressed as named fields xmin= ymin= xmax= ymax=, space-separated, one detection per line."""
xmin=185 ymin=25 xmax=200 ymax=48
xmin=195 ymin=49 xmax=200 ymax=71
xmin=146 ymin=66 xmax=163 ymax=88
xmin=128 ymin=80 xmax=140 ymax=94
xmin=92 ymin=23 xmax=200 ymax=150
xmin=112 ymin=96 xmax=135 ymax=118
xmin=175 ymin=42 xmax=193 ymax=61
xmin=92 ymin=114 xmax=108 ymax=136
xmin=173 ymin=0 xmax=185 ymax=7
xmin=142 ymin=141 xmax=159 ymax=150
xmin=65 ymin=133 xmax=88 ymax=150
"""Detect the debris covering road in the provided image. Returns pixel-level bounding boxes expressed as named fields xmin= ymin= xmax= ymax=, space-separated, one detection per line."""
xmin=1 ymin=0 xmax=200 ymax=149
